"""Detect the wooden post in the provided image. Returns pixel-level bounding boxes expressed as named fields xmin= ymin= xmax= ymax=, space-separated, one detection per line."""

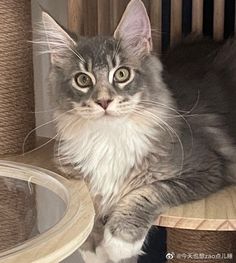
xmin=84 ymin=0 xmax=98 ymax=36
xmin=150 ymin=0 xmax=162 ymax=54
xmin=192 ymin=0 xmax=204 ymax=34
xmin=170 ymin=0 xmax=182 ymax=47
xmin=67 ymin=0 xmax=84 ymax=35
xmin=98 ymin=0 xmax=111 ymax=35
xmin=213 ymin=0 xmax=225 ymax=40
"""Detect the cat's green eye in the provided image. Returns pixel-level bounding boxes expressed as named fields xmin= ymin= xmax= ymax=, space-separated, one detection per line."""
xmin=75 ymin=73 xmax=92 ymax=88
xmin=114 ymin=67 xmax=130 ymax=83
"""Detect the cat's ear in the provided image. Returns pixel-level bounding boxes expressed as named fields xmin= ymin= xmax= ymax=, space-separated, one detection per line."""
xmin=41 ymin=12 xmax=76 ymax=64
xmin=114 ymin=0 xmax=152 ymax=57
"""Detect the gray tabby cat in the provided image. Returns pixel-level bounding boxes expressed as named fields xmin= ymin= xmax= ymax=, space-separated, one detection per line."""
xmin=41 ymin=0 xmax=236 ymax=262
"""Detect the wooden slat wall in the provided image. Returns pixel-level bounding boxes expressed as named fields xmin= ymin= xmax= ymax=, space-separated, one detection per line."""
xmin=68 ymin=0 xmax=228 ymax=51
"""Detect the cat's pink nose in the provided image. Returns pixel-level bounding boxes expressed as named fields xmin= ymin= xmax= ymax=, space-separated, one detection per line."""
xmin=95 ymin=99 xmax=113 ymax=110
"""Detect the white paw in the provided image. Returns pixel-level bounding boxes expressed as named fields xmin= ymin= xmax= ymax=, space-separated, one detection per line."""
xmin=80 ymin=246 xmax=109 ymax=263
xmin=102 ymin=228 xmax=144 ymax=262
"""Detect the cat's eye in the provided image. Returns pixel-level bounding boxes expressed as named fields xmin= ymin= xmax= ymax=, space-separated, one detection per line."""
xmin=114 ymin=67 xmax=130 ymax=83
xmin=75 ymin=73 xmax=92 ymax=88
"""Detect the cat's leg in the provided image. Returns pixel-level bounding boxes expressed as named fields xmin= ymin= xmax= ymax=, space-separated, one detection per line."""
xmin=80 ymin=218 xmax=109 ymax=263
xmin=102 ymin=229 xmax=145 ymax=263
xmin=101 ymin=169 xmax=225 ymax=262
xmin=80 ymin=246 xmax=109 ymax=263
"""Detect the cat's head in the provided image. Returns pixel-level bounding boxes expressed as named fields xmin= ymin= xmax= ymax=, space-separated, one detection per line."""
xmin=42 ymin=0 xmax=168 ymax=121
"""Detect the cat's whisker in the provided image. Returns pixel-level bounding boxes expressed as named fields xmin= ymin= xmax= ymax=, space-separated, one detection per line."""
xmin=140 ymin=100 xmax=184 ymax=114
xmin=22 ymin=118 xmax=57 ymax=154
xmin=139 ymin=100 xmax=194 ymax=150
xmin=56 ymin=125 xmax=75 ymax=174
xmin=145 ymin=110 xmax=185 ymax=174
xmin=132 ymin=109 xmax=167 ymax=133
xmin=132 ymin=107 xmax=176 ymax=161
xmin=141 ymin=90 xmax=200 ymax=115
xmin=28 ymin=108 xmax=59 ymax=114
xmin=113 ymin=38 xmax=122 ymax=61
xmin=185 ymin=88 xmax=200 ymax=114
xmin=22 ymin=107 xmax=77 ymax=154
xmin=22 ymin=132 xmax=59 ymax=156
xmin=33 ymin=108 xmax=58 ymax=114
xmin=132 ymin=108 xmax=175 ymax=146
xmin=133 ymin=106 xmax=185 ymax=174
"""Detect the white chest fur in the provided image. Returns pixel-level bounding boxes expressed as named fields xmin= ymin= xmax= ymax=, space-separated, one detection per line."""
xmin=57 ymin=115 xmax=155 ymax=204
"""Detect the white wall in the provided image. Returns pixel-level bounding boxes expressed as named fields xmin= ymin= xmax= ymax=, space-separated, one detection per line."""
xmin=31 ymin=0 xmax=68 ymax=138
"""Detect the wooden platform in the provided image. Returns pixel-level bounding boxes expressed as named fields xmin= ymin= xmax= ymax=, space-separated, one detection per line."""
xmin=156 ymin=185 xmax=236 ymax=231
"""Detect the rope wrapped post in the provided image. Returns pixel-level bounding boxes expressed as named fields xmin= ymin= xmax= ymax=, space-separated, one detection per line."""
xmin=167 ymin=228 xmax=236 ymax=262
xmin=0 ymin=0 xmax=36 ymax=252
xmin=0 ymin=0 xmax=36 ymax=155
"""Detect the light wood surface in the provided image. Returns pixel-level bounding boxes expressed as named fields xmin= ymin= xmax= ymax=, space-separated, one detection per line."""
xmin=150 ymin=0 xmax=162 ymax=54
xmin=156 ymin=186 xmax=236 ymax=231
xmin=84 ymin=0 xmax=98 ymax=36
xmin=192 ymin=0 xmax=204 ymax=34
xmin=0 ymin=139 xmax=95 ymax=263
xmin=213 ymin=0 xmax=225 ymax=40
xmin=68 ymin=0 xmax=84 ymax=35
xmin=170 ymin=0 xmax=182 ymax=47
xmin=97 ymin=0 xmax=111 ymax=35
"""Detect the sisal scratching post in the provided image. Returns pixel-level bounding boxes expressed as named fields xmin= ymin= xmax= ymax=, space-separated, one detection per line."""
xmin=0 ymin=0 xmax=36 ymax=251
xmin=0 ymin=0 xmax=35 ymax=155
xmin=167 ymin=228 xmax=236 ymax=262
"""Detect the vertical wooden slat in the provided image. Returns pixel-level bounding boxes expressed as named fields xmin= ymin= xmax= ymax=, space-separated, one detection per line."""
xmin=192 ymin=0 xmax=204 ymax=34
xmin=150 ymin=0 xmax=162 ymax=54
xmin=84 ymin=0 xmax=98 ymax=36
xmin=67 ymin=0 xmax=84 ymax=35
xmin=110 ymin=0 xmax=129 ymax=32
xmin=97 ymin=0 xmax=111 ymax=35
xmin=213 ymin=0 xmax=225 ymax=40
xmin=235 ymin=0 xmax=236 ymax=34
xmin=170 ymin=0 xmax=182 ymax=47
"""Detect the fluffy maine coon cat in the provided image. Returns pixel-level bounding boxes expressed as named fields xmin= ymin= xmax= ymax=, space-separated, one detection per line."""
xmin=41 ymin=0 xmax=236 ymax=262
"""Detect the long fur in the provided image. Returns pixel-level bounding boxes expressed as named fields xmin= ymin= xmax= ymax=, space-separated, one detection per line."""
xmin=40 ymin=0 xmax=236 ymax=262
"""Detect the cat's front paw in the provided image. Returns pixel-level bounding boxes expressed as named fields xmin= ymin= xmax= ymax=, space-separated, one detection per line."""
xmin=102 ymin=228 xmax=145 ymax=262
xmin=80 ymin=246 xmax=109 ymax=263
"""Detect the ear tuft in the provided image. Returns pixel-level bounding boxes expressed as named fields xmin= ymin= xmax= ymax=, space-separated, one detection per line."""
xmin=41 ymin=11 xmax=76 ymax=64
xmin=114 ymin=0 xmax=152 ymax=57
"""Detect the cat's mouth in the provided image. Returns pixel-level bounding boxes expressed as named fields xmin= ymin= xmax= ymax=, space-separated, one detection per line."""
xmin=92 ymin=109 xmax=127 ymax=120
xmin=102 ymin=110 xmax=122 ymax=118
